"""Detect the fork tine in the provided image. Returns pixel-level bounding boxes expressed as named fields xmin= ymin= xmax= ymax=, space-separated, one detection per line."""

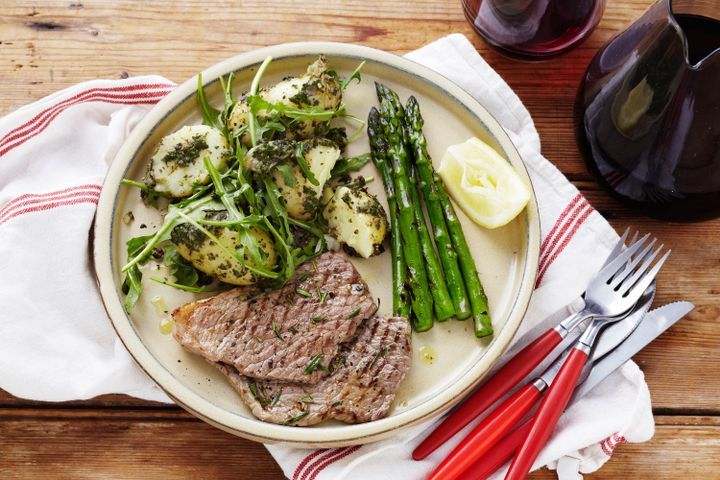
xmin=608 ymin=230 xmax=640 ymax=283
xmin=610 ymin=238 xmax=658 ymax=289
xmin=597 ymin=233 xmax=650 ymax=283
xmin=602 ymin=228 xmax=630 ymax=269
xmin=622 ymin=247 xmax=670 ymax=297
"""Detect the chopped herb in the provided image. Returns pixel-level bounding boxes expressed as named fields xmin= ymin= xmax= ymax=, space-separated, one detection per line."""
xmin=347 ymin=307 xmax=362 ymax=318
xmin=300 ymin=395 xmax=314 ymax=404
xmin=311 ymin=259 xmax=318 ymax=271
xmin=272 ymin=322 xmax=284 ymax=341
xmin=370 ymin=347 xmax=388 ymax=368
xmin=284 ymin=411 xmax=309 ymax=425
xmin=331 ymin=400 xmax=342 ymax=407
xmin=269 ymin=390 xmax=282 ymax=407
xmin=161 ymin=134 xmax=208 ymax=166
xmin=316 ymin=287 xmax=327 ymax=305
xmin=311 ymin=315 xmax=325 ymax=323
xmin=296 ymin=287 xmax=312 ymax=298
xmin=304 ymin=354 xmax=325 ymax=375
xmin=297 ymin=271 xmax=310 ymax=282
xmin=249 ymin=382 xmax=269 ymax=405
xmin=328 ymin=355 xmax=346 ymax=374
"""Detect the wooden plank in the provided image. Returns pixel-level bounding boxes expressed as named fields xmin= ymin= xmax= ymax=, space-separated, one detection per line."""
xmin=1 ymin=0 xmax=718 ymax=415
xmin=1 ymin=410 xmax=719 ymax=479
xmin=1 ymin=0 xmax=719 ymax=477
xmin=530 ymin=416 xmax=720 ymax=479
xmin=0 ymin=0 xmax=653 ymax=179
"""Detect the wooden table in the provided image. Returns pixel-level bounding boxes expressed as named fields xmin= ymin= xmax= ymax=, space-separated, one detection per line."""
xmin=1 ymin=1 xmax=718 ymax=478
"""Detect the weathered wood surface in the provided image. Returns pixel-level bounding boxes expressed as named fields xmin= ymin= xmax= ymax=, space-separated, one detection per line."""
xmin=1 ymin=0 xmax=718 ymax=478
xmin=2 ymin=409 xmax=719 ymax=479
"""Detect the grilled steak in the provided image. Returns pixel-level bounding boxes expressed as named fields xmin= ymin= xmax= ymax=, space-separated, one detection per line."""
xmin=217 ymin=315 xmax=412 ymax=426
xmin=173 ymin=252 xmax=377 ymax=383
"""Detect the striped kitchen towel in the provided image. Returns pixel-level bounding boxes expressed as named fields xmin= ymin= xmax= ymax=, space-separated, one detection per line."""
xmin=0 ymin=35 xmax=654 ymax=480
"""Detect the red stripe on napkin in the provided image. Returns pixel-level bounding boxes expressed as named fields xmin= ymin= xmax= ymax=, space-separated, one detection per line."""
xmin=292 ymin=449 xmax=330 ymax=480
xmin=536 ymin=202 xmax=594 ymax=286
xmin=535 ymin=194 xmax=595 ymax=287
xmin=306 ymin=446 xmax=362 ymax=480
xmin=0 ymin=85 xmax=172 ymax=158
xmin=0 ymin=184 xmax=102 ymax=221
xmin=298 ymin=448 xmax=348 ymax=480
xmin=539 ymin=194 xmax=584 ymax=258
xmin=0 ymin=192 xmax=100 ymax=226
xmin=601 ymin=433 xmax=627 ymax=456
xmin=0 ymin=83 xmax=172 ymax=147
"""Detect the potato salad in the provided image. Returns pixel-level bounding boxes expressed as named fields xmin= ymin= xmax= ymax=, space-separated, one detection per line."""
xmin=121 ymin=56 xmax=387 ymax=311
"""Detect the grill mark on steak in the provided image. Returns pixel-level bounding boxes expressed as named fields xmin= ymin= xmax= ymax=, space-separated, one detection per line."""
xmin=217 ymin=315 xmax=412 ymax=426
xmin=172 ymin=252 xmax=377 ymax=384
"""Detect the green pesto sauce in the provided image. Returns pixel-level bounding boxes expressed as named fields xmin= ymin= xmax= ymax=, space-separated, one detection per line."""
xmin=162 ymin=134 xmax=208 ymax=166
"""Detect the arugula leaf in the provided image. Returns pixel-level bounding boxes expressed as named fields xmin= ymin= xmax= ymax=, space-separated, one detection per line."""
xmin=326 ymin=60 xmax=366 ymax=91
xmin=330 ymin=153 xmax=371 ymax=179
xmin=122 ymin=263 xmax=143 ymax=313
xmin=196 ymin=73 xmax=222 ymax=131
xmin=254 ymin=116 xmax=286 ymax=142
xmin=248 ymin=56 xmax=274 ymax=146
xmin=149 ymin=277 xmax=218 ymax=293
xmin=340 ymin=60 xmax=365 ymax=90
xmin=294 ymin=143 xmax=319 ymax=186
xmin=121 ymin=234 xmax=154 ymax=312
xmin=276 ymin=163 xmax=297 ymax=187
xmin=247 ymin=95 xmax=343 ymax=123
xmin=162 ymin=245 xmax=199 ymax=287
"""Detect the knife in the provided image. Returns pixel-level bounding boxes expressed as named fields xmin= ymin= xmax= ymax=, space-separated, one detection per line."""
xmin=426 ymin=284 xmax=656 ymax=480
xmin=455 ymin=301 xmax=695 ymax=480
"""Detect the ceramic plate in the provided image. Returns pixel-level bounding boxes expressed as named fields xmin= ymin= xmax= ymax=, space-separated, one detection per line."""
xmin=94 ymin=42 xmax=540 ymax=447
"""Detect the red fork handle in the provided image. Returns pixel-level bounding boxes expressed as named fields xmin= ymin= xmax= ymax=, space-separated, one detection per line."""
xmin=413 ymin=328 xmax=562 ymax=460
xmin=504 ymin=347 xmax=590 ymax=480
xmin=426 ymin=383 xmax=543 ymax=480
xmin=456 ymin=419 xmax=532 ymax=480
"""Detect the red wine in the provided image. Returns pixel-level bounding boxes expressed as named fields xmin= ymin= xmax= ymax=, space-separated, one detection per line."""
xmin=462 ymin=0 xmax=606 ymax=60
xmin=576 ymin=6 xmax=720 ymax=220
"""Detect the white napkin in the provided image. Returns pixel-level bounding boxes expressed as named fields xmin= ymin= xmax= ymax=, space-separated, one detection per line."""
xmin=0 ymin=34 xmax=654 ymax=479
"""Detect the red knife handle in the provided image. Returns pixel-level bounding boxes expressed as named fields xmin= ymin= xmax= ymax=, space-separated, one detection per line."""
xmin=456 ymin=419 xmax=532 ymax=480
xmin=413 ymin=328 xmax=562 ymax=460
xmin=426 ymin=383 xmax=543 ymax=480
xmin=504 ymin=347 xmax=589 ymax=480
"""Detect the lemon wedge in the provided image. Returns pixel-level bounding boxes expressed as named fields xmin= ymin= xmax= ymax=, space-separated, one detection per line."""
xmin=438 ymin=137 xmax=530 ymax=229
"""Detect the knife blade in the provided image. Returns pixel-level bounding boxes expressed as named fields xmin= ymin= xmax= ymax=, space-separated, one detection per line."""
xmin=573 ymin=300 xmax=694 ymax=400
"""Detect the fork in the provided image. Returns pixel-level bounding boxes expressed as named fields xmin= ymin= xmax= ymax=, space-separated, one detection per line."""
xmin=414 ymin=229 xmax=635 ymax=461
xmin=503 ymin=236 xmax=670 ymax=480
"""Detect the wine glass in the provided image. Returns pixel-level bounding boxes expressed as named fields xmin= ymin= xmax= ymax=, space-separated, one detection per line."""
xmin=461 ymin=0 xmax=607 ymax=60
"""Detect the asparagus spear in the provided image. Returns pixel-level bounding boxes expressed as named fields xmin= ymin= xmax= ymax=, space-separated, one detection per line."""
xmin=376 ymin=84 xmax=455 ymax=321
xmin=422 ymin=135 xmax=493 ymax=336
xmin=373 ymin=84 xmax=434 ymax=332
xmin=438 ymin=176 xmax=493 ymax=337
xmin=367 ymin=108 xmax=410 ymax=319
xmin=405 ymin=96 xmax=472 ymax=320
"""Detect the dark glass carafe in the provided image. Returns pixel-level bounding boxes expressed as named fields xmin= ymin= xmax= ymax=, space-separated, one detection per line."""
xmin=576 ymin=0 xmax=720 ymax=220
